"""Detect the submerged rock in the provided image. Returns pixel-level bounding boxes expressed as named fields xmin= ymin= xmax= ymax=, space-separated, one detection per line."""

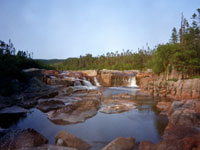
xmin=100 ymin=98 xmax=136 ymax=114
xmin=102 ymin=136 xmax=135 ymax=150
xmin=55 ymin=130 xmax=91 ymax=150
xmin=0 ymin=128 xmax=48 ymax=150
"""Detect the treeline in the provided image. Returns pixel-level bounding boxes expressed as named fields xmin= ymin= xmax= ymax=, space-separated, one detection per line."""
xmin=0 ymin=40 xmax=52 ymax=96
xmin=152 ymin=9 xmax=200 ymax=75
xmin=54 ymin=49 xmax=152 ymax=70
xmin=54 ymin=8 xmax=200 ymax=76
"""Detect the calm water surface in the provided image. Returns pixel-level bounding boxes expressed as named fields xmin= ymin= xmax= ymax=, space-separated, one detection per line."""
xmin=2 ymin=87 xmax=168 ymax=149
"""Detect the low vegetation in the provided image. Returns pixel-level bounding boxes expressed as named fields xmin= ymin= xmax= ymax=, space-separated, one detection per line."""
xmin=0 ymin=40 xmax=53 ymax=96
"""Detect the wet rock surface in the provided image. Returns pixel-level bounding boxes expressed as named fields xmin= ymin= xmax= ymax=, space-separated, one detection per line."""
xmin=3 ymin=69 xmax=200 ymax=150
xmin=55 ymin=130 xmax=91 ymax=150
xmin=37 ymin=99 xmax=65 ymax=113
xmin=0 ymin=128 xmax=48 ymax=150
xmin=47 ymin=98 xmax=100 ymax=125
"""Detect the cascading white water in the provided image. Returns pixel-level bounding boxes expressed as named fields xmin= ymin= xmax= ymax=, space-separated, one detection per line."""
xmin=94 ymin=77 xmax=101 ymax=87
xmin=83 ymin=80 xmax=93 ymax=87
xmin=128 ymin=76 xmax=138 ymax=87
xmin=82 ymin=79 xmax=98 ymax=90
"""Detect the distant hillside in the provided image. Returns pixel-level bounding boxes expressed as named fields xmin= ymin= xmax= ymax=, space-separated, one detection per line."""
xmin=36 ymin=59 xmax=65 ymax=65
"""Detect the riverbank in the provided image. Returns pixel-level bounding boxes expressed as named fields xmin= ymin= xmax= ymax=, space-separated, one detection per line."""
xmin=0 ymin=69 xmax=200 ymax=150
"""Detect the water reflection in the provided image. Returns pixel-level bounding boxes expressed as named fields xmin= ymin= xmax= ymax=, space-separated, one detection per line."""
xmin=1 ymin=87 xmax=169 ymax=150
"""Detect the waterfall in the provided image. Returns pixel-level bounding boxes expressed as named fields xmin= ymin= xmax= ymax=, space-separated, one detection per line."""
xmin=94 ymin=77 xmax=101 ymax=86
xmin=82 ymin=80 xmax=93 ymax=87
xmin=128 ymin=76 xmax=138 ymax=87
xmin=82 ymin=79 xmax=98 ymax=90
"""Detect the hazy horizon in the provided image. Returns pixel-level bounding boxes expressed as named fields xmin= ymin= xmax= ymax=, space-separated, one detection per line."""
xmin=0 ymin=0 xmax=199 ymax=59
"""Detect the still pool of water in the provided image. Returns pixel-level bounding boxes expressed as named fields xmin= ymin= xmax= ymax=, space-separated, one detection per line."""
xmin=1 ymin=87 xmax=168 ymax=149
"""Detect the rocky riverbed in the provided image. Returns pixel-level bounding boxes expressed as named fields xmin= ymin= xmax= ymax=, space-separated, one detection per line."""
xmin=0 ymin=69 xmax=200 ymax=150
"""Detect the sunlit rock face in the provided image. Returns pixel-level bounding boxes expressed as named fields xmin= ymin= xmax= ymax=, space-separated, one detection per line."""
xmin=138 ymin=72 xmax=200 ymax=100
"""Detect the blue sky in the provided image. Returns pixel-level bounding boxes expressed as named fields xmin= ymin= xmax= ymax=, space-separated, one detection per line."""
xmin=0 ymin=0 xmax=199 ymax=59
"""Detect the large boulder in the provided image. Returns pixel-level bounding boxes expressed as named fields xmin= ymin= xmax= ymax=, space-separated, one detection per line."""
xmin=102 ymin=137 xmax=135 ymax=150
xmin=138 ymin=126 xmax=200 ymax=150
xmin=55 ymin=131 xmax=91 ymax=150
xmin=169 ymin=100 xmax=200 ymax=127
xmin=0 ymin=128 xmax=48 ymax=150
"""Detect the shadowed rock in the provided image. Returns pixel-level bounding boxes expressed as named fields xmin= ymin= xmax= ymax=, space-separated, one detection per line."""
xmin=0 ymin=128 xmax=48 ymax=150
xmin=0 ymin=106 xmax=28 ymax=114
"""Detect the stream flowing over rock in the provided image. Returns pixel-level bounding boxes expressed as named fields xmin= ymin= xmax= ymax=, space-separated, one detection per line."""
xmin=98 ymin=70 xmax=138 ymax=87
